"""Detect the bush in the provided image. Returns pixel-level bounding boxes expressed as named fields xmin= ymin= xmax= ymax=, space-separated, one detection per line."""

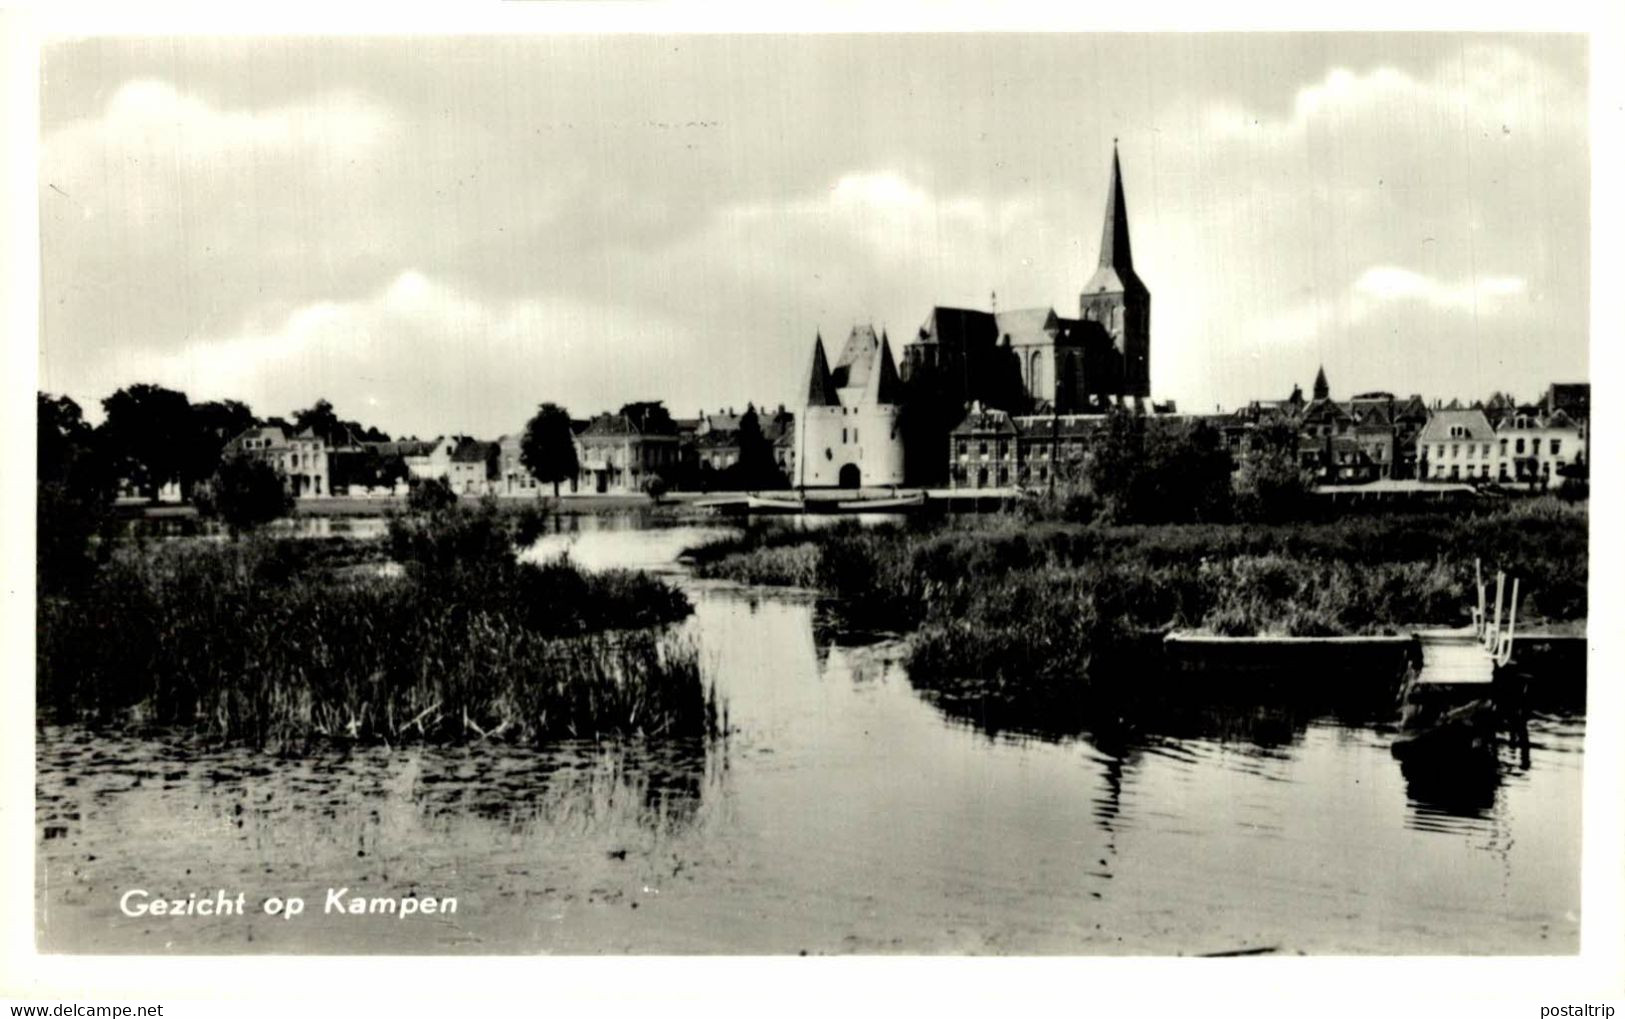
xmin=641 ymin=472 xmax=670 ymax=504
xmin=195 ymin=457 xmax=295 ymax=536
xmin=406 ymin=475 xmax=458 ymax=514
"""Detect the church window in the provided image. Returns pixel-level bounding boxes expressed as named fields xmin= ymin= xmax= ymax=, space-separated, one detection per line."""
xmin=841 ymin=428 xmax=847 ymax=444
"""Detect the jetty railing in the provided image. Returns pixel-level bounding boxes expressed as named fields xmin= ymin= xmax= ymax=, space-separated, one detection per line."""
xmin=1471 ymin=557 xmax=1520 ymax=668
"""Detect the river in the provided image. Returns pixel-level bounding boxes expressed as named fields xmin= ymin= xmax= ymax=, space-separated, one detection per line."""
xmin=35 ymin=516 xmax=1584 ymax=954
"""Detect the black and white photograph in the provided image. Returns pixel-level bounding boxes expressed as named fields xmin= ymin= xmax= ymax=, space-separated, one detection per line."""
xmin=5 ymin=8 xmax=1623 ymax=1013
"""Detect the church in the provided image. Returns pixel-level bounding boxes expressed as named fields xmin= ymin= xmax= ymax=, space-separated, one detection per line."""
xmin=797 ymin=146 xmax=1151 ymax=488
xmin=903 ymin=145 xmax=1151 ymax=412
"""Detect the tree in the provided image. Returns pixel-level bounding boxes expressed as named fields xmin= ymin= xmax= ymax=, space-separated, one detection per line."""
xmin=618 ymin=401 xmax=675 ymax=435
xmin=185 ymin=399 xmax=257 ymax=495
xmin=292 ymin=398 xmax=389 ymax=447
xmin=730 ymin=403 xmax=782 ymax=489
xmin=1084 ymin=409 xmax=1234 ymax=524
xmin=293 ymin=398 xmax=343 ymax=444
xmin=38 ymin=393 xmax=118 ymax=591
xmin=521 ymin=403 xmax=580 ymax=498
xmin=99 ymin=383 xmax=194 ymax=500
xmin=1082 ymin=408 xmax=1144 ymax=521
xmin=196 ymin=457 xmax=295 ymax=537
xmin=1234 ymin=423 xmax=1315 ymax=522
xmin=39 ymin=392 xmax=97 ymax=486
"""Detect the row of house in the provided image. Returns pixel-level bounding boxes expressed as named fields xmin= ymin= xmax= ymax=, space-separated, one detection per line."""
xmin=944 ymin=372 xmax=1590 ymax=492
xmin=1418 ymin=404 xmax=1587 ymax=485
xmin=221 ymin=402 xmax=801 ymax=499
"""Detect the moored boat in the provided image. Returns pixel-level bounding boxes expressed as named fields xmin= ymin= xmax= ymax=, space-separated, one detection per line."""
xmin=744 ymin=494 xmax=808 ymax=514
xmin=834 ymin=493 xmax=927 ymax=512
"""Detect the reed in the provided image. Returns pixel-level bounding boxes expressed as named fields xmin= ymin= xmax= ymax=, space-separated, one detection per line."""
xmin=36 ymin=536 xmax=713 ymax=747
xmin=682 ymin=500 xmax=1587 ymax=703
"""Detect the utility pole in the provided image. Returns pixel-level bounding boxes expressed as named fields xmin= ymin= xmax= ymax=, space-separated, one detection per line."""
xmin=1049 ymin=357 xmax=1061 ymax=497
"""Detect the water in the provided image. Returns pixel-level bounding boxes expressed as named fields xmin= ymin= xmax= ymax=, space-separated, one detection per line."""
xmin=36 ymin=520 xmax=1584 ymax=954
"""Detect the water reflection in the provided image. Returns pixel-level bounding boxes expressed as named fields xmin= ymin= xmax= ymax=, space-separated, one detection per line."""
xmin=37 ymin=518 xmax=1586 ymax=954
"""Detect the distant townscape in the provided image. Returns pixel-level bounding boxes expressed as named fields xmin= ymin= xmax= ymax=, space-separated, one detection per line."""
xmin=41 ymin=147 xmax=1588 ymax=510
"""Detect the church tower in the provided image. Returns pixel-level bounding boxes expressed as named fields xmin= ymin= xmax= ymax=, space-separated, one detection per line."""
xmin=1079 ymin=144 xmax=1150 ymax=398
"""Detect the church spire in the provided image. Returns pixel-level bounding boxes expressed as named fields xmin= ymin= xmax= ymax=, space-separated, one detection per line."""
xmin=806 ymin=332 xmax=839 ymax=407
xmin=1313 ymin=365 xmax=1329 ymax=401
xmin=1082 ymin=143 xmax=1145 ymax=298
xmin=1098 ymin=140 xmax=1134 ymax=273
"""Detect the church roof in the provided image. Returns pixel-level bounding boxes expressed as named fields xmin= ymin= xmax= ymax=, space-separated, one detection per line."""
xmin=994 ymin=307 xmax=1058 ymax=342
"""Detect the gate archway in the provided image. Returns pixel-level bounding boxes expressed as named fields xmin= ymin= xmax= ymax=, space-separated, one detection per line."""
xmin=838 ymin=463 xmax=862 ymax=489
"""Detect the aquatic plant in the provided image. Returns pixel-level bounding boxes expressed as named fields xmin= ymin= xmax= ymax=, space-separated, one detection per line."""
xmin=680 ymin=499 xmax=1587 ymax=707
xmin=36 ymin=535 xmax=711 ymax=747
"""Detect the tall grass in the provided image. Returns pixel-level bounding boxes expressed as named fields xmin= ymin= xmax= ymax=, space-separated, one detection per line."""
xmin=37 ymin=534 xmax=714 ymax=747
xmin=683 ymin=499 xmax=1588 ymax=712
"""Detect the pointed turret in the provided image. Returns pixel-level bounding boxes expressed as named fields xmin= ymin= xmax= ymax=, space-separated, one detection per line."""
xmin=1313 ymin=366 xmax=1329 ymax=401
xmin=806 ymin=332 xmax=839 ymax=407
xmin=867 ymin=332 xmax=904 ymax=405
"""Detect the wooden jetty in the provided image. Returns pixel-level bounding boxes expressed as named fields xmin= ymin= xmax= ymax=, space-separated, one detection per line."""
xmin=1164 ymin=559 xmax=1523 ymax=689
xmin=1409 ymin=560 xmax=1519 ymax=688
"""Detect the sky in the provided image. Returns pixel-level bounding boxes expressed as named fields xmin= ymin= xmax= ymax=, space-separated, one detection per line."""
xmin=36 ymin=32 xmax=1590 ymax=439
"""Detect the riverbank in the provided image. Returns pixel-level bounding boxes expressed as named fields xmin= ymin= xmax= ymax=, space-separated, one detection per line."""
xmin=117 ymin=491 xmax=738 ymax=520
xmin=684 ymin=498 xmax=1587 ymax=724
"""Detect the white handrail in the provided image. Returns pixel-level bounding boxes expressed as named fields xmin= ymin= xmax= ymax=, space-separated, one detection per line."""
xmin=1498 ymin=578 xmax=1519 ymax=666
xmin=1490 ymin=572 xmax=1505 ymax=654
xmin=1473 ymin=558 xmax=1486 ymax=640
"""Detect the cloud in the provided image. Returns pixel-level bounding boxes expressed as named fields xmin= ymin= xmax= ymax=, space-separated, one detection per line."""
xmin=1202 ymin=42 xmax=1584 ymax=147
xmin=1353 ymin=266 xmax=1527 ymax=309
xmin=37 ymin=36 xmax=1588 ymax=433
xmin=54 ymin=271 xmax=719 ymax=439
xmin=44 ymin=79 xmax=395 ymax=202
